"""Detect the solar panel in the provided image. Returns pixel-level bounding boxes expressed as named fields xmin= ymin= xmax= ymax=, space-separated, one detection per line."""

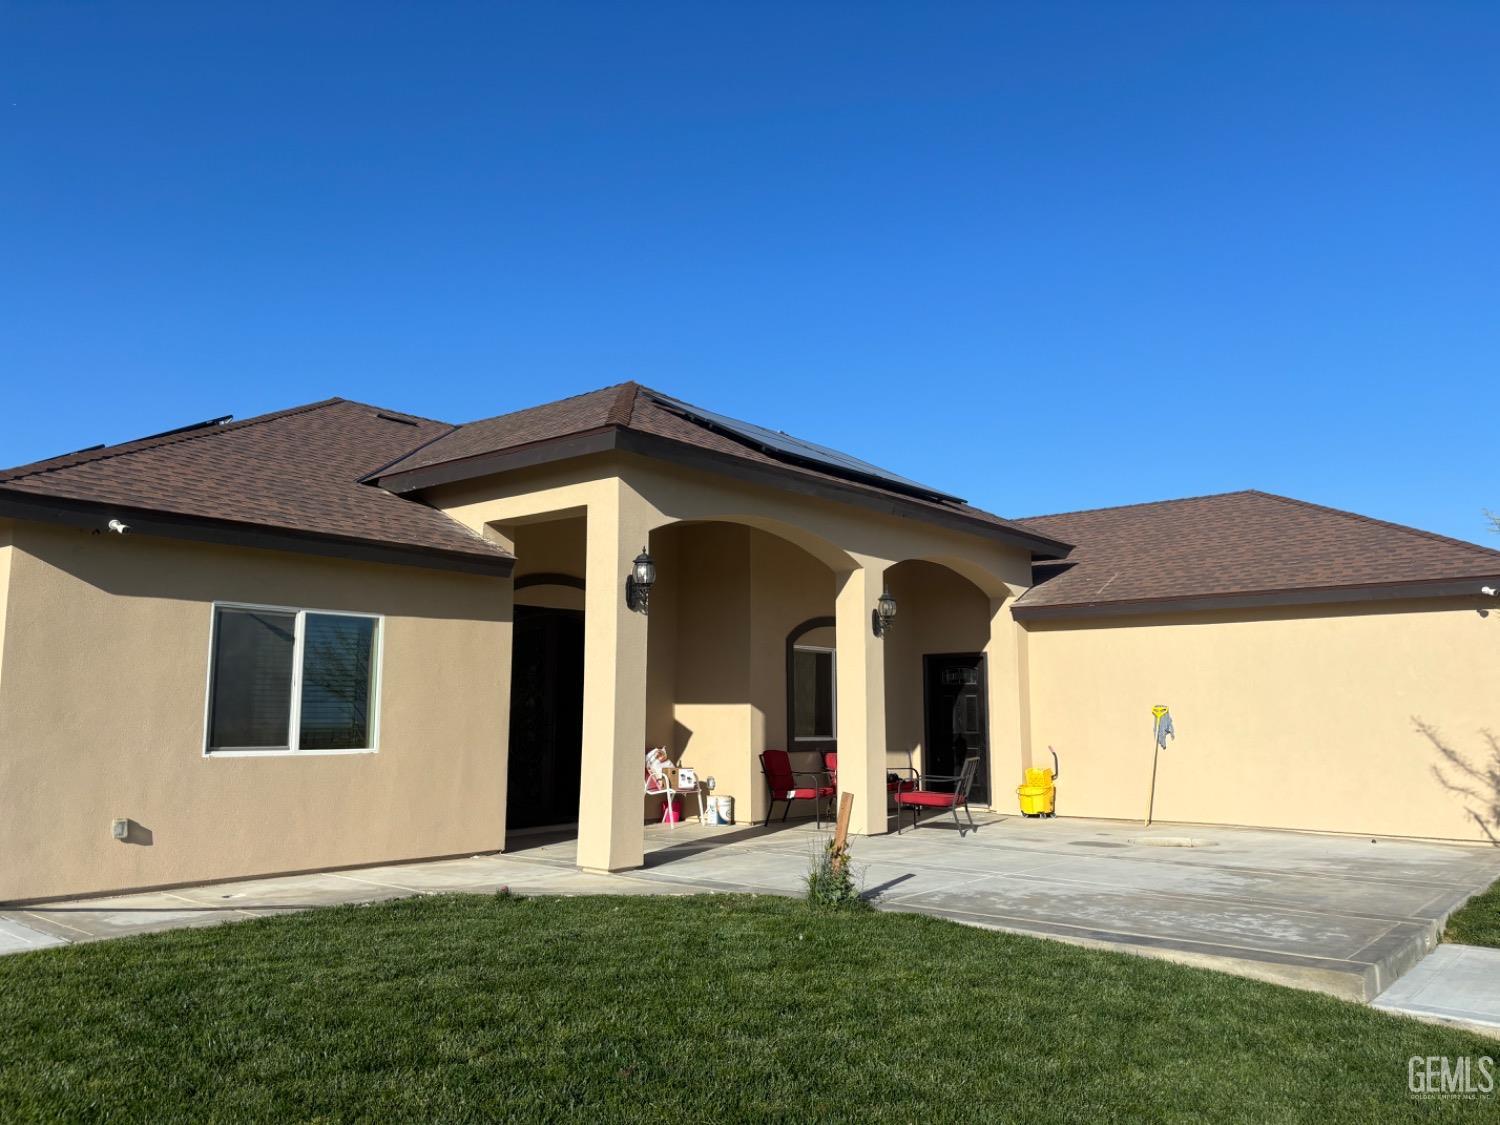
xmin=136 ymin=415 xmax=234 ymax=442
xmin=645 ymin=391 xmax=966 ymax=505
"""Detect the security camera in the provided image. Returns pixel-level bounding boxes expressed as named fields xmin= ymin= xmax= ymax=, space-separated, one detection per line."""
xmin=106 ymin=519 xmax=129 ymax=534
xmin=1483 ymin=586 xmax=1498 ymax=597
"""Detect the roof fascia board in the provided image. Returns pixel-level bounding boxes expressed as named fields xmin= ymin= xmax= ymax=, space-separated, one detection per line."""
xmin=613 ymin=429 xmax=1072 ymax=556
xmin=0 ymin=490 xmax=514 ymax=578
xmin=379 ymin=425 xmax=1071 ymax=557
xmin=1013 ymin=577 xmax=1500 ymax=622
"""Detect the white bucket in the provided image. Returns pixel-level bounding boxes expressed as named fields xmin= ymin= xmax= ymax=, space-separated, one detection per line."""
xmin=711 ymin=796 xmax=734 ymax=826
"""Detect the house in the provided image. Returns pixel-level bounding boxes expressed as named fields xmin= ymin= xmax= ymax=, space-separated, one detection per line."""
xmin=1 ymin=382 xmax=1497 ymax=903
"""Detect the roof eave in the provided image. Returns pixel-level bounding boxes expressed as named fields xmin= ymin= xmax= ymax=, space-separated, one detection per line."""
xmin=1012 ymin=575 xmax=1500 ymax=622
xmin=0 ymin=488 xmax=514 ymax=578
xmin=374 ymin=426 xmax=1073 ymax=558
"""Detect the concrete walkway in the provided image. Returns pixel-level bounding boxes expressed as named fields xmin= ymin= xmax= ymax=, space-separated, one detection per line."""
xmin=1372 ymin=944 xmax=1500 ymax=1035
xmin=4 ymin=813 xmax=1498 ymax=1008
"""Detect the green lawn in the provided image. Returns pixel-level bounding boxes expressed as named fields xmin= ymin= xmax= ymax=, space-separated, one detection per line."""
xmin=1445 ymin=874 xmax=1500 ymax=948
xmin=0 ymin=894 xmax=1494 ymax=1122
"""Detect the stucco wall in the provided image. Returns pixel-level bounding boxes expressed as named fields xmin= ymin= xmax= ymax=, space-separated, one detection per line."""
xmin=660 ymin=523 xmax=755 ymax=816
xmin=0 ymin=521 xmax=13 ymax=701
xmin=0 ymin=521 xmax=510 ymax=902
xmin=1024 ymin=600 xmax=1500 ymax=842
xmin=511 ymin=517 xmax=586 ymax=612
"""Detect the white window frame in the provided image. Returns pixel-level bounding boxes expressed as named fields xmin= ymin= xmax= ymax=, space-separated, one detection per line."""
xmin=202 ymin=601 xmax=385 ymax=758
xmin=791 ymin=644 xmax=837 ymax=742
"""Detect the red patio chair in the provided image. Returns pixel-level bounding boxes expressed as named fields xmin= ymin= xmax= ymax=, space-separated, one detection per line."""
xmin=759 ymin=749 xmax=835 ymax=828
xmin=822 ymin=751 xmax=917 ymax=809
xmin=894 ymin=756 xmax=980 ymax=837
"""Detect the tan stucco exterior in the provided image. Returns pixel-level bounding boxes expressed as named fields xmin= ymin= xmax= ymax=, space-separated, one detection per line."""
xmin=0 ymin=521 xmax=13 ymax=702
xmin=1022 ymin=600 xmax=1500 ymax=842
xmin=0 ymin=522 xmax=510 ymax=903
xmin=3 ymin=432 xmax=1494 ymax=905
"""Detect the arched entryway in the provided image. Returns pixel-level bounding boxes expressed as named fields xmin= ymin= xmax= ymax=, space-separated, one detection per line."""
xmin=506 ymin=516 xmax=588 ymax=837
xmin=645 ymin=519 xmax=843 ymax=826
xmin=882 ymin=559 xmax=996 ymax=806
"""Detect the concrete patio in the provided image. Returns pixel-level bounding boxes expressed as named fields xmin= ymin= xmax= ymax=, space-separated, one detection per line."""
xmin=4 ymin=813 xmax=1498 ymax=1009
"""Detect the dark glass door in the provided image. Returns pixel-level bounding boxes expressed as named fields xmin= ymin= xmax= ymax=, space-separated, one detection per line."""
xmin=923 ymin=654 xmax=989 ymax=805
xmin=507 ymin=606 xmax=585 ymax=830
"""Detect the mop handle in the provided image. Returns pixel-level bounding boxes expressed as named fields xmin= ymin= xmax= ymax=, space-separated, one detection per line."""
xmin=1144 ymin=706 xmax=1169 ymax=827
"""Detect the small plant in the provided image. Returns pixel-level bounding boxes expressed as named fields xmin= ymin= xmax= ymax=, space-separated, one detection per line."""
xmin=805 ymin=838 xmax=866 ymax=911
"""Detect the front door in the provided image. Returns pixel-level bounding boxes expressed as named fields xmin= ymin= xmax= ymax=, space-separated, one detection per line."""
xmin=507 ymin=606 xmax=585 ymax=831
xmin=923 ymin=654 xmax=989 ymax=805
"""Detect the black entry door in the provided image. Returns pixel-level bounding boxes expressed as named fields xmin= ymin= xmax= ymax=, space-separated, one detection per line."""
xmin=507 ymin=606 xmax=585 ymax=830
xmin=923 ymin=654 xmax=989 ymax=805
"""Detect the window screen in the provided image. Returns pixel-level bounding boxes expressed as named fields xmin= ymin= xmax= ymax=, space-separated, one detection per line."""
xmin=207 ymin=608 xmax=296 ymax=749
xmin=792 ymin=647 xmax=835 ymax=740
xmin=298 ymin=613 xmax=378 ymax=750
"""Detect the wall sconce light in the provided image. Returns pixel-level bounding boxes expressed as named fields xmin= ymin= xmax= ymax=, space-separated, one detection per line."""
xmin=626 ymin=547 xmax=656 ymax=614
xmin=873 ymin=585 xmax=897 ymax=637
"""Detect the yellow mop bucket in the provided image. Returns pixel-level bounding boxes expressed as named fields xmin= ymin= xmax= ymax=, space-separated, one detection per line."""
xmin=1016 ymin=749 xmax=1059 ymax=817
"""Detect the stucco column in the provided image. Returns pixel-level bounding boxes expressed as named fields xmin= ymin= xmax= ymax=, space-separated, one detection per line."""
xmin=835 ymin=561 xmax=889 ymax=836
xmin=577 ymin=480 xmax=653 ymax=873
xmin=983 ymin=589 xmax=1029 ymax=807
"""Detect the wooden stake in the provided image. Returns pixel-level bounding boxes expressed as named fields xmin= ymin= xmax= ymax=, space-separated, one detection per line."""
xmin=830 ymin=792 xmax=854 ymax=872
xmin=832 ymin=792 xmax=853 ymax=851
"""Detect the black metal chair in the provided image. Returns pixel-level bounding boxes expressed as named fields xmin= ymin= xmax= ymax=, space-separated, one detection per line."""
xmin=893 ymin=756 xmax=980 ymax=837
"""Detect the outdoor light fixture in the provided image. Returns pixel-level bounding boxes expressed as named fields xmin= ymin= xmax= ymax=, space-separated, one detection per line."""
xmin=627 ymin=547 xmax=656 ymax=614
xmin=873 ymin=585 xmax=897 ymax=637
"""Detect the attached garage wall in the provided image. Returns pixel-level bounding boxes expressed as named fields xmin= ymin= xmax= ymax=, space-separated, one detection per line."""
xmin=0 ymin=521 xmax=12 ymax=701
xmin=1023 ymin=599 xmax=1500 ymax=843
xmin=0 ymin=521 xmax=511 ymax=903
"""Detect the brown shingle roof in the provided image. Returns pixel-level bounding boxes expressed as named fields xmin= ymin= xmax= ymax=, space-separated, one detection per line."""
xmin=1015 ymin=490 xmax=1500 ymax=616
xmin=377 ymin=382 xmax=1068 ymax=554
xmin=378 ymin=384 xmax=636 ymax=475
xmin=0 ymin=399 xmax=510 ymax=569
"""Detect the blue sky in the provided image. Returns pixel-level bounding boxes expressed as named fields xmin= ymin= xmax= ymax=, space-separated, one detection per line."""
xmin=3 ymin=3 xmax=1497 ymax=542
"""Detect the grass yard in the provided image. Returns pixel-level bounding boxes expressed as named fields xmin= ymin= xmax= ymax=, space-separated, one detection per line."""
xmin=1444 ymin=874 xmax=1500 ymax=948
xmin=0 ymin=893 xmax=1495 ymax=1122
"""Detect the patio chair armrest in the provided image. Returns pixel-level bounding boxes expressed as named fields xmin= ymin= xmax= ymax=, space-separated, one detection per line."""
xmin=788 ymin=770 xmax=831 ymax=782
xmin=915 ymin=773 xmax=963 ymax=791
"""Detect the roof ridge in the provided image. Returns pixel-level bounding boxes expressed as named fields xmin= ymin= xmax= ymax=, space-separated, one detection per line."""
xmin=334 ymin=398 xmax=452 ymax=426
xmin=1015 ymin=489 xmax=1258 ymax=523
xmin=455 ymin=381 xmax=641 ymax=427
xmin=357 ymin=422 xmax=462 ymax=485
xmin=606 ymin=381 xmax=641 ymax=428
xmin=0 ymin=398 xmax=348 ymax=485
xmin=1247 ymin=490 xmax=1500 ymax=560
